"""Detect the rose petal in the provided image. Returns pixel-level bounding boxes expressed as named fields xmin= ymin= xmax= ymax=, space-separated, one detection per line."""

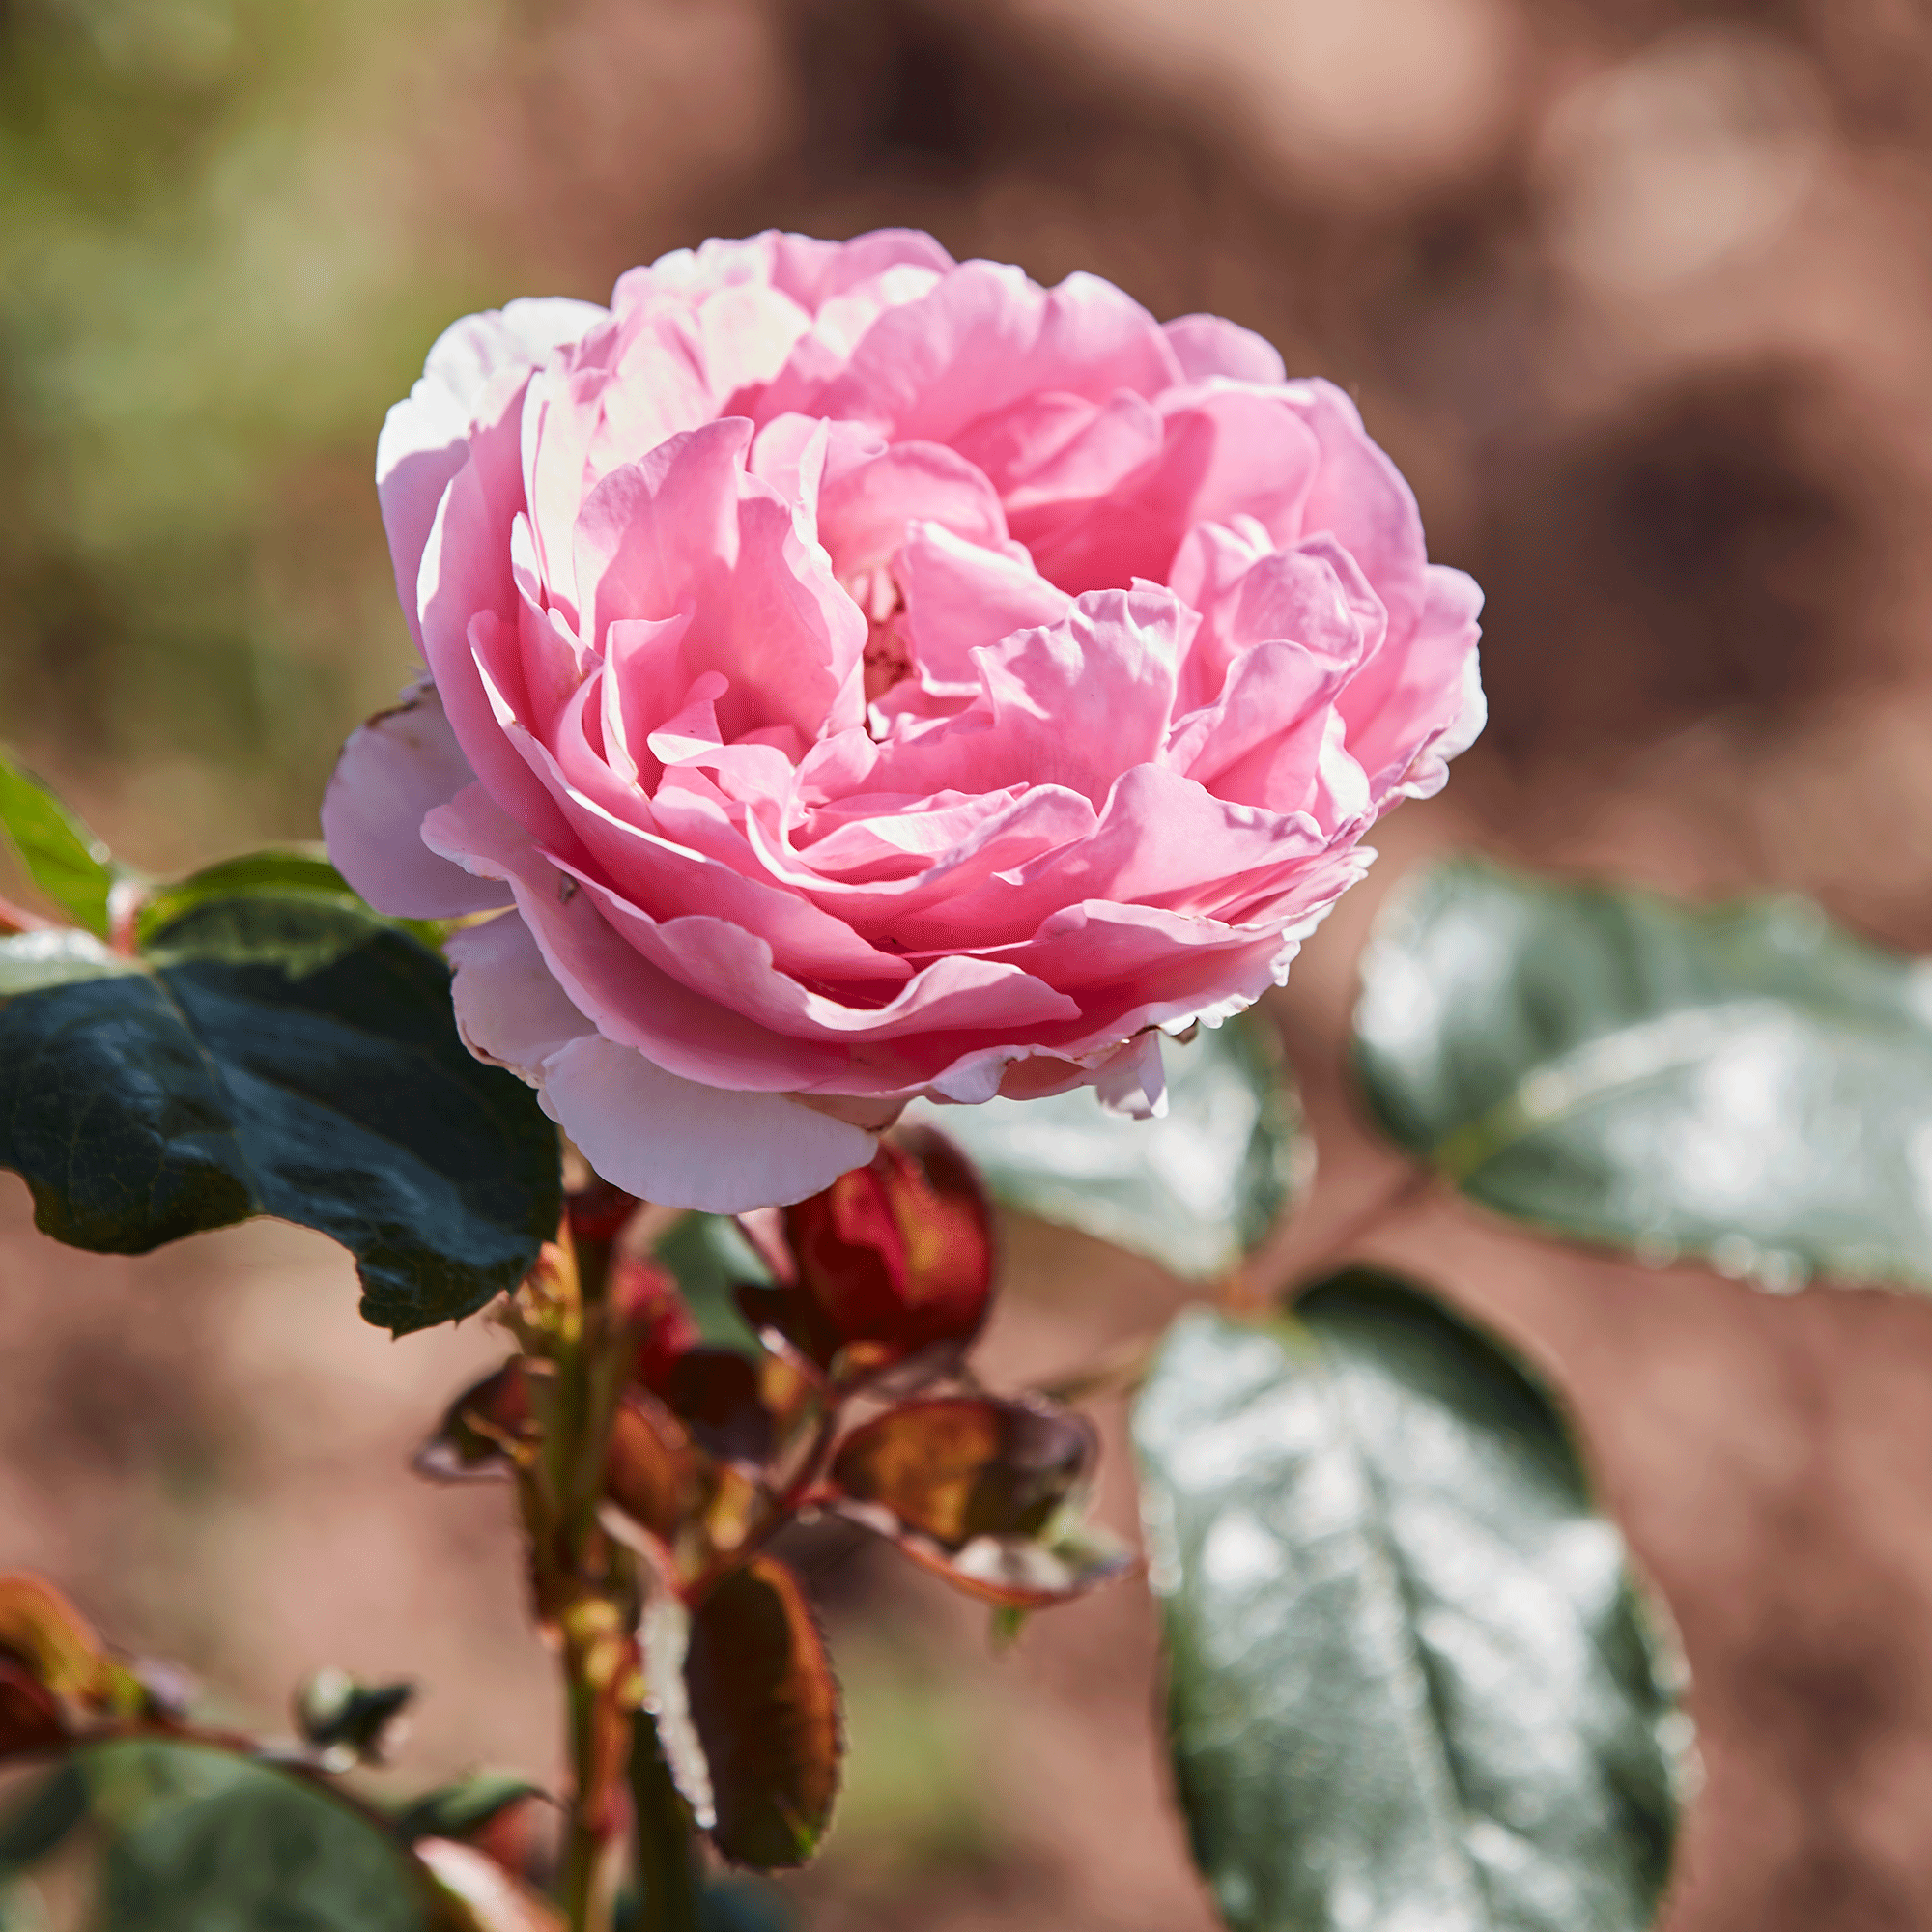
xmin=378 ymin=297 xmax=607 ymax=651
xmin=322 ymin=678 xmax=511 ymax=919
xmin=542 ymin=1034 xmax=879 ymax=1211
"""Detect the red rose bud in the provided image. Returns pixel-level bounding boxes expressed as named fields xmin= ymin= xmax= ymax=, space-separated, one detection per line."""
xmin=610 ymin=1256 xmax=702 ymax=1393
xmin=772 ymin=1127 xmax=992 ymax=1375
xmin=565 ymin=1177 xmax=641 ymax=1246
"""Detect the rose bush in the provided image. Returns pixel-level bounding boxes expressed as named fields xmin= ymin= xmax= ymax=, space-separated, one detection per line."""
xmin=324 ymin=228 xmax=1484 ymax=1209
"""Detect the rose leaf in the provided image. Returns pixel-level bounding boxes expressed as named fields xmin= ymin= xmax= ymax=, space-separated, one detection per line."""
xmin=1131 ymin=1271 xmax=1688 ymax=1932
xmin=0 ymin=895 xmax=560 ymax=1334
xmin=1356 ymin=855 xmax=1932 ymax=1291
xmin=684 ymin=1558 xmax=841 ymax=1870
xmin=0 ymin=750 xmax=119 ymax=939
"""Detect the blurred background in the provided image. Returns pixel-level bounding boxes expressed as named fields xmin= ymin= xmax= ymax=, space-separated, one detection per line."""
xmin=8 ymin=0 xmax=1932 ymax=1925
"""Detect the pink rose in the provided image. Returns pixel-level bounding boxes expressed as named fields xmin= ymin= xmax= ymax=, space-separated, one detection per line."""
xmin=324 ymin=230 xmax=1483 ymax=1211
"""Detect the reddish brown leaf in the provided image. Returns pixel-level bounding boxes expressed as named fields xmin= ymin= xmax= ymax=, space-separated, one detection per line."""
xmin=603 ymin=1396 xmax=704 ymax=1544
xmin=830 ymin=1397 xmax=1093 ymax=1545
xmin=772 ymin=1127 xmax=991 ymax=1378
xmin=828 ymin=1399 xmax=1136 ymax=1608
xmin=886 ymin=1520 xmax=1138 ymax=1609
xmin=413 ymin=1362 xmax=535 ymax=1482
xmin=0 ymin=1575 xmax=113 ymax=1705
xmin=684 ymin=1558 xmax=840 ymax=1869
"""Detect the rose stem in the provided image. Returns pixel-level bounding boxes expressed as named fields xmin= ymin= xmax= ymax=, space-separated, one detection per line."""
xmin=527 ymin=1220 xmax=635 ymax=1932
xmin=630 ymin=1713 xmax=702 ymax=1932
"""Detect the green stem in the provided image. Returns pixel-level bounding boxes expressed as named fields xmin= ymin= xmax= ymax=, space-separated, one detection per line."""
xmin=630 ymin=1714 xmax=702 ymax=1932
xmin=562 ymin=1662 xmax=606 ymax=1932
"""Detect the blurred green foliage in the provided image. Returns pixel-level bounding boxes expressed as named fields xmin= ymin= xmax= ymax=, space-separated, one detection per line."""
xmin=0 ymin=0 xmax=520 ymax=854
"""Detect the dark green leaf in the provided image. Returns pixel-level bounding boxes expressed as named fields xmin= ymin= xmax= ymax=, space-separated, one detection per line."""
xmin=905 ymin=1009 xmax=1309 ymax=1278
xmin=0 ymin=753 xmax=118 ymax=938
xmin=0 ymin=1764 xmax=88 ymax=1874
xmin=0 ymin=896 xmax=561 ymax=1333
xmin=685 ymin=1559 xmax=840 ymax=1870
xmin=394 ymin=1774 xmax=544 ymax=1845
xmin=1356 ymin=856 xmax=1932 ymax=1290
xmin=1132 ymin=1272 xmax=1687 ymax=1932
xmin=99 ymin=1754 xmax=424 ymax=1932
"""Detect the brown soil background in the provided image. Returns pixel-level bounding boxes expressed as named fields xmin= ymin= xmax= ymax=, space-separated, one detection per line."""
xmin=10 ymin=1 xmax=1932 ymax=1925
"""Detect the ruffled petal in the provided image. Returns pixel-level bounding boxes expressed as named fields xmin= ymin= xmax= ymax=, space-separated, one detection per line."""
xmin=378 ymin=298 xmax=606 ymax=651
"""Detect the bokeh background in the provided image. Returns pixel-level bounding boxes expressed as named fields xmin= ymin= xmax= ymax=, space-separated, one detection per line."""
xmin=7 ymin=0 xmax=1932 ymax=1925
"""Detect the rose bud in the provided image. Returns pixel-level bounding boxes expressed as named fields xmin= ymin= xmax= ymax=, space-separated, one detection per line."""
xmin=608 ymin=1256 xmax=701 ymax=1393
xmin=745 ymin=1126 xmax=990 ymax=1378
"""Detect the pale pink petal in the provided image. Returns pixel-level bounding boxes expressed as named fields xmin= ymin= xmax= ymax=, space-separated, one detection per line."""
xmin=1162 ymin=314 xmax=1287 ymax=385
xmin=893 ymin=525 xmax=1070 ymax=695
xmin=1289 ymin=379 xmax=1429 ymax=650
xmin=377 ymin=298 xmax=607 ymax=651
xmin=868 ymin=586 xmax=1188 ymax=809
xmin=800 ymin=262 xmax=1181 ymax=442
xmin=445 ymin=908 xmax=594 ymax=1078
xmin=1165 ymin=639 xmax=1350 ymax=812
xmin=815 ymin=440 xmax=1009 ymax=578
xmin=421 ymin=783 xmax=848 ymax=1092
xmin=541 ymin=1035 xmax=879 ymax=1211
xmin=615 ymin=228 xmax=955 ymax=317
xmin=952 ymin=388 xmax=1163 ymax=517
xmin=574 ymin=420 xmax=866 ymax=742
xmin=1093 ymin=1031 xmax=1168 ymax=1120
xmin=322 ymin=678 xmax=511 ymax=919
xmin=1025 ymin=389 xmax=1321 ymax=593
xmin=1344 ymin=563 xmax=1487 ymax=804
xmin=417 ymin=413 xmax=577 ymax=852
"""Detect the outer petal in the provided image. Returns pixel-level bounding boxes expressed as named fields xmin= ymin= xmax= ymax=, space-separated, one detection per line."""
xmin=377 ymin=298 xmax=607 ymax=650
xmin=1345 ymin=563 xmax=1487 ymax=804
xmin=321 ymin=679 xmax=511 ymax=918
xmin=1162 ymin=315 xmax=1287 ymax=385
xmin=542 ymin=1034 xmax=878 ymax=1210
xmin=445 ymin=907 xmax=597 ymax=1077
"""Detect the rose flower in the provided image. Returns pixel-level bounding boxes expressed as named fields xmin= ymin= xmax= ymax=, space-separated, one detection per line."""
xmin=325 ymin=230 xmax=1483 ymax=1210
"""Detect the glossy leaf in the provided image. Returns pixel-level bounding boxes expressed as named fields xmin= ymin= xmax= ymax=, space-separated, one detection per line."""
xmin=412 ymin=1363 xmax=535 ymax=1483
xmin=1356 ymin=856 xmax=1932 ymax=1291
xmin=684 ymin=1559 xmax=840 ymax=1870
xmin=99 ymin=1753 xmax=426 ymax=1932
xmin=904 ymin=1009 xmax=1308 ymax=1278
xmin=0 ymin=896 xmax=561 ymax=1333
xmin=0 ymin=752 xmax=117 ymax=938
xmin=1132 ymin=1272 xmax=1686 ymax=1932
